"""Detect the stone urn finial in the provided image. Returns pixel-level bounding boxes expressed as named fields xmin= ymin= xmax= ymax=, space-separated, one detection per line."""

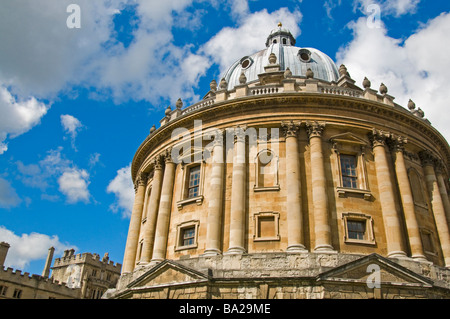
xmin=219 ymin=78 xmax=228 ymax=90
xmin=306 ymin=68 xmax=314 ymax=79
xmin=150 ymin=125 xmax=156 ymax=134
xmin=417 ymin=108 xmax=424 ymax=118
xmin=176 ymin=98 xmax=183 ymax=110
xmin=239 ymin=71 xmax=247 ymax=84
xmin=284 ymin=67 xmax=292 ymax=78
xmin=268 ymin=53 xmax=277 ymax=65
xmin=210 ymin=79 xmax=217 ymax=92
xmin=165 ymin=105 xmax=171 ymax=116
xmin=363 ymin=77 xmax=371 ymax=89
xmin=379 ymin=83 xmax=388 ymax=95
xmin=407 ymin=99 xmax=416 ymax=110
xmin=339 ymin=64 xmax=348 ymax=77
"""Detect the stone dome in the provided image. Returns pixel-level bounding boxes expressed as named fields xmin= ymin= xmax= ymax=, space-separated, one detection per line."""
xmin=221 ymin=25 xmax=340 ymax=90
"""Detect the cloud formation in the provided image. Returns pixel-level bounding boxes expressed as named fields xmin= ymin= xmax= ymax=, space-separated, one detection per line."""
xmin=106 ymin=164 xmax=134 ymax=218
xmin=0 ymin=226 xmax=74 ymax=271
xmin=0 ymin=178 xmax=21 ymax=209
xmin=337 ymin=12 xmax=450 ymax=141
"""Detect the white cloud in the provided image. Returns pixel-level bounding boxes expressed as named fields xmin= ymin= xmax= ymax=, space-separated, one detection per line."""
xmin=0 ymin=178 xmax=21 ymax=209
xmin=354 ymin=0 xmax=420 ymax=17
xmin=58 ymin=168 xmax=91 ymax=204
xmin=16 ymin=147 xmax=92 ymax=203
xmin=60 ymin=114 xmax=83 ymax=150
xmin=0 ymin=226 xmax=74 ymax=271
xmin=201 ymin=7 xmax=303 ymax=76
xmin=106 ymin=164 xmax=134 ymax=218
xmin=336 ymin=13 xmax=450 ymax=141
xmin=0 ymin=85 xmax=49 ymax=154
xmin=61 ymin=115 xmax=83 ymax=138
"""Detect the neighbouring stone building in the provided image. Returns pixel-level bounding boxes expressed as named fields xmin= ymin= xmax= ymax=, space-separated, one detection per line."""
xmin=0 ymin=242 xmax=121 ymax=299
xmin=107 ymin=24 xmax=450 ymax=299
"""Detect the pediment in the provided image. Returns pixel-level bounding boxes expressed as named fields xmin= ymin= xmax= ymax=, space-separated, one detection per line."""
xmin=329 ymin=132 xmax=369 ymax=146
xmin=318 ymin=254 xmax=433 ymax=287
xmin=127 ymin=260 xmax=209 ymax=289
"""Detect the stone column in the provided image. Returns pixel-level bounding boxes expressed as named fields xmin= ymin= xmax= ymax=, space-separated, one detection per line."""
xmin=122 ymin=172 xmax=148 ymax=273
xmin=371 ymin=129 xmax=407 ymax=258
xmin=420 ymin=152 xmax=450 ymax=267
xmin=227 ymin=127 xmax=247 ymax=254
xmin=151 ymin=150 xmax=176 ymax=263
xmin=140 ymin=156 xmax=164 ymax=263
xmin=392 ymin=139 xmax=426 ymax=261
xmin=435 ymin=161 xmax=450 ymax=230
xmin=0 ymin=242 xmax=10 ymax=268
xmin=204 ymin=135 xmax=225 ymax=256
xmin=42 ymin=246 xmax=55 ymax=278
xmin=306 ymin=121 xmax=334 ymax=253
xmin=282 ymin=121 xmax=307 ymax=253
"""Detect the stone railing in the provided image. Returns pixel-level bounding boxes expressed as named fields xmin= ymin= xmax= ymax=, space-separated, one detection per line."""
xmin=320 ymin=85 xmax=362 ymax=98
xmin=181 ymin=97 xmax=215 ymax=116
xmin=250 ymin=86 xmax=283 ymax=96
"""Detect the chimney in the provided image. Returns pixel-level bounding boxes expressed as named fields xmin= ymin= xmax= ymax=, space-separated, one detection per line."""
xmin=42 ymin=247 xmax=55 ymax=278
xmin=0 ymin=242 xmax=10 ymax=268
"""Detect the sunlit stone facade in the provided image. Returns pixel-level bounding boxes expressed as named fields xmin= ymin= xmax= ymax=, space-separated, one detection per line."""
xmin=108 ymin=25 xmax=450 ymax=299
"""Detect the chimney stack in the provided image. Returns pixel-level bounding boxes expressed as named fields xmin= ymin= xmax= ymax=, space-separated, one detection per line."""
xmin=42 ymin=247 xmax=55 ymax=278
xmin=0 ymin=242 xmax=10 ymax=268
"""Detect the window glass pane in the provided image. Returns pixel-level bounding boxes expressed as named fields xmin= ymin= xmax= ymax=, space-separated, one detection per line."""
xmin=347 ymin=220 xmax=366 ymax=240
xmin=182 ymin=227 xmax=195 ymax=246
xmin=341 ymin=155 xmax=358 ymax=189
xmin=188 ymin=166 xmax=200 ymax=198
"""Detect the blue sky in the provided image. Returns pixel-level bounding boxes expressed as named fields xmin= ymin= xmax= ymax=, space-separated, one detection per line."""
xmin=0 ymin=0 xmax=449 ymax=276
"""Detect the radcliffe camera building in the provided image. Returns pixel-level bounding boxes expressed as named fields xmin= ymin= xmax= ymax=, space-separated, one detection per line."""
xmin=107 ymin=24 xmax=450 ymax=299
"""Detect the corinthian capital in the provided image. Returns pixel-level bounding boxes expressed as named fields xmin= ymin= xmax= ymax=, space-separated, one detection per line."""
xmin=369 ymin=128 xmax=391 ymax=148
xmin=134 ymin=172 xmax=148 ymax=192
xmin=281 ymin=121 xmax=301 ymax=138
xmin=152 ymin=155 xmax=163 ymax=170
xmin=389 ymin=134 xmax=408 ymax=152
xmin=163 ymin=147 xmax=175 ymax=164
xmin=419 ymin=150 xmax=437 ymax=167
xmin=306 ymin=121 xmax=325 ymax=139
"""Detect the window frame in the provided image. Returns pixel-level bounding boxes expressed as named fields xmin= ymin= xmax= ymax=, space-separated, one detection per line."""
xmin=420 ymin=228 xmax=437 ymax=256
xmin=253 ymin=212 xmax=280 ymax=242
xmin=175 ymin=220 xmax=200 ymax=251
xmin=342 ymin=212 xmax=376 ymax=245
xmin=177 ymin=161 xmax=205 ymax=209
xmin=330 ymin=133 xmax=372 ymax=200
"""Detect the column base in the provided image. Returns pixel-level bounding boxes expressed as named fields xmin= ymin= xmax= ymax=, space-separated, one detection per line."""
xmin=286 ymin=244 xmax=308 ymax=253
xmin=387 ymin=251 xmax=408 ymax=259
xmin=149 ymin=258 xmax=164 ymax=267
xmin=314 ymin=244 xmax=336 ymax=254
xmin=202 ymin=249 xmax=222 ymax=257
xmin=224 ymin=247 xmax=246 ymax=255
xmin=412 ymin=254 xmax=429 ymax=263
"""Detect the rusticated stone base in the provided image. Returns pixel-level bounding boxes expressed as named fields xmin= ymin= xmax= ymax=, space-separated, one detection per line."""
xmin=105 ymin=252 xmax=450 ymax=299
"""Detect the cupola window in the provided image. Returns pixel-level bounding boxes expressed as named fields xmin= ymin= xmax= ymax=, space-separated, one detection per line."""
xmin=240 ymin=56 xmax=253 ymax=69
xmin=298 ymin=49 xmax=311 ymax=62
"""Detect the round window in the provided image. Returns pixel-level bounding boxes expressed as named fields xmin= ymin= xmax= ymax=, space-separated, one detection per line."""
xmin=298 ymin=49 xmax=311 ymax=62
xmin=240 ymin=56 xmax=253 ymax=69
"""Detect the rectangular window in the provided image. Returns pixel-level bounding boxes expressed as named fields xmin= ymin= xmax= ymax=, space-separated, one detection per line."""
xmin=182 ymin=227 xmax=195 ymax=246
xmin=347 ymin=220 xmax=366 ymax=240
xmin=13 ymin=289 xmax=22 ymax=299
xmin=341 ymin=155 xmax=358 ymax=189
xmin=188 ymin=166 xmax=200 ymax=198
xmin=0 ymin=285 xmax=7 ymax=296
xmin=422 ymin=232 xmax=434 ymax=253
